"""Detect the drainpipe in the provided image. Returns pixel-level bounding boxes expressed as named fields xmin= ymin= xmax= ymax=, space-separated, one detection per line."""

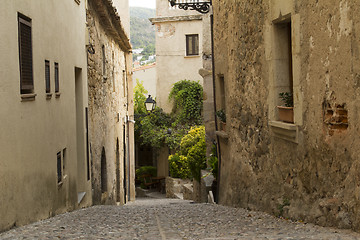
xmin=210 ymin=14 xmax=221 ymax=204
xmin=125 ymin=54 xmax=131 ymax=202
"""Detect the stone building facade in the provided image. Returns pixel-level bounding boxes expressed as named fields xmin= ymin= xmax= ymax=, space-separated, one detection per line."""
xmin=151 ymin=0 xmax=204 ymax=114
xmin=86 ymin=0 xmax=135 ymax=205
xmin=212 ymin=0 xmax=360 ymax=231
xmin=150 ymin=0 xmax=213 ymax=178
xmin=0 ymin=0 xmax=92 ymax=232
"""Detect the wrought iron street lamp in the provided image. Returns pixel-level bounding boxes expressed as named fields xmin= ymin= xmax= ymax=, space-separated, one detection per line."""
xmin=168 ymin=0 xmax=212 ymax=14
xmin=145 ymin=95 xmax=156 ymax=112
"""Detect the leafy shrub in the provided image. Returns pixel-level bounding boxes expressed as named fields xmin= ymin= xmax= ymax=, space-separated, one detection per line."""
xmin=134 ymin=79 xmax=148 ymax=116
xmin=180 ymin=126 xmax=205 ymax=155
xmin=208 ymin=144 xmax=218 ymax=180
xmin=216 ymin=109 xmax=226 ymax=123
xmin=187 ymin=137 xmax=207 ymax=182
xmin=169 ymin=154 xmax=191 ymax=179
xmin=134 ymin=80 xmax=204 ymax=152
xmin=168 ymin=126 xmax=207 ymax=181
xmin=135 ymin=166 xmax=157 ymax=181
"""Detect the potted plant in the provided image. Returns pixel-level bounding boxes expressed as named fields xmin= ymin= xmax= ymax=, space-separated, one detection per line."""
xmin=216 ymin=109 xmax=226 ymax=131
xmin=278 ymin=92 xmax=294 ymax=123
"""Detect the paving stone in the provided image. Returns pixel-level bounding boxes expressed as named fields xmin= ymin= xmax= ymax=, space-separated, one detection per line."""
xmin=1 ymin=197 xmax=360 ymax=239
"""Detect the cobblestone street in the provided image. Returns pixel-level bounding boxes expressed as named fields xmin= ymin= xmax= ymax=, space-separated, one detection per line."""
xmin=1 ymin=196 xmax=360 ymax=240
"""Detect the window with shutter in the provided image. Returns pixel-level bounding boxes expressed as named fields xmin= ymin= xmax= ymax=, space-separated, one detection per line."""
xmin=57 ymin=152 xmax=62 ymax=183
xmin=55 ymin=62 xmax=59 ymax=93
xmin=18 ymin=13 xmax=34 ymax=94
xmin=45 ymin=60 xmax=50 ymax=93
xmin=186 ymin=34 xmax=199 ymax=56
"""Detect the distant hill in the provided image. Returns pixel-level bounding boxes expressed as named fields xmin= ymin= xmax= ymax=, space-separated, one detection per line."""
xmin=130 ymin=7 xmax=156 ymax=50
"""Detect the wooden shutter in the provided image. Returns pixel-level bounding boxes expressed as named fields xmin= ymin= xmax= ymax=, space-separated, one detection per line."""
xmin=18 ymin=14 xmax=33 ymax=94
xmin=57 ymin=152 xmax=62 ymax=183
xmin=194 ymin=34 xmax=199 ymax=55
xmin=55 ymin=62 xmax=59 ymax=92
xmin=186 ymin=35 xmax=191 ymax=55
xmin=45 ymin=60 xmax=50 ymax=93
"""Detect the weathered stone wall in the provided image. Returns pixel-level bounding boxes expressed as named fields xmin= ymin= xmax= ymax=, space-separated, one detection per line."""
xmin=87 ymin=1 xmax=131 ymax=205
xmin=213 ymin=0 xmax=360 ymax=231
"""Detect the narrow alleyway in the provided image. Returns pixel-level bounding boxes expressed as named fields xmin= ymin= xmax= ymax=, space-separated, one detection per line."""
xmin=1 ymin=195 xmax=360 ymax=240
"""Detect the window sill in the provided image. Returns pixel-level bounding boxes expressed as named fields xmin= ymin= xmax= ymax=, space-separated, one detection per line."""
xmin=46 ymin=93 xmax=52 ymax=100
xmin=215 ymin=130 xmax=229 ymax=140
xmin=55 ymin=92 xmax=61 ymax=98
xmin=21 ymin=93 xmax=37 ymax=102
xmin=184 ymin=55 xmax=200 ymax=59
xmin=269 ymin=120 xmax=298 ymax=143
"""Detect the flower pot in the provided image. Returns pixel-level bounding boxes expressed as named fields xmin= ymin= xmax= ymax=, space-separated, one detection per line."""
xmin=277 ymin=106 xmax=294 ymax=123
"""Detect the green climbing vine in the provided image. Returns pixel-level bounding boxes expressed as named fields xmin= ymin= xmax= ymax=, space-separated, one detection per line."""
xmin=169 ymin=80 xmax=203 ymax=125
xmin=134 ymin=79 xmax=204 ymax=152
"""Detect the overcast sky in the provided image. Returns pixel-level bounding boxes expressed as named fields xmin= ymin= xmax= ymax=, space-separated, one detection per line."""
xmin=129 ymin=0 xmax=156 ymax=9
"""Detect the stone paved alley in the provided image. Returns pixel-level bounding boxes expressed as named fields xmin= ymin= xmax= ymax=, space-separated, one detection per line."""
xmin=1 ymin=196 xmax=360 ymax=240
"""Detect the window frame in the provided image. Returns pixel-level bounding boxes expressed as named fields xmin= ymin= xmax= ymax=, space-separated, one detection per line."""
xmin=186 ymin=34 xmax=199 ymax=56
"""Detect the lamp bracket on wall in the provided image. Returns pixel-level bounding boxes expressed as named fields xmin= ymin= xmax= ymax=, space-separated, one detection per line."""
xmin=169 ymin=0 xmax=212 ymax=14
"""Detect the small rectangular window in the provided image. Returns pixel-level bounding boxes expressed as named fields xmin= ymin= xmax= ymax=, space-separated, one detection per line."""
xmin=54 ymin=62 xmax=59 ymax=93
xmin=274 ymin=21 xmax=294 ymax=123
xmin=18 ymin=13 xmax=34 ymax=94
xmin=57 ymin=152 xmax=62 ymax=183
xmin=186 ymin=34 xmax=199 ymax=56
xmin=45 ymin=60 xmax=50 ymax=93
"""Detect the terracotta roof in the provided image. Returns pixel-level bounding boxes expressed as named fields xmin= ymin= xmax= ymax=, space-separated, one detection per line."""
xmin=133 ymin=63 xmax=156 ymax=72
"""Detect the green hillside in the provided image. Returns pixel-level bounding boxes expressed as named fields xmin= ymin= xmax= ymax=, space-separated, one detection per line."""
xmin=130 ymin=7 xmax=156 ymax=50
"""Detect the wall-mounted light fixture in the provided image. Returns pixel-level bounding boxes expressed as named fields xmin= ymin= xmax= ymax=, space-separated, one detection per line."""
xmin=145 ymin=95 xmax=156 ymax=112
xmin=168 ymin=0 xmax=212 ymax=14
xmin=125 ymin=95 xmax=156 ymax=124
